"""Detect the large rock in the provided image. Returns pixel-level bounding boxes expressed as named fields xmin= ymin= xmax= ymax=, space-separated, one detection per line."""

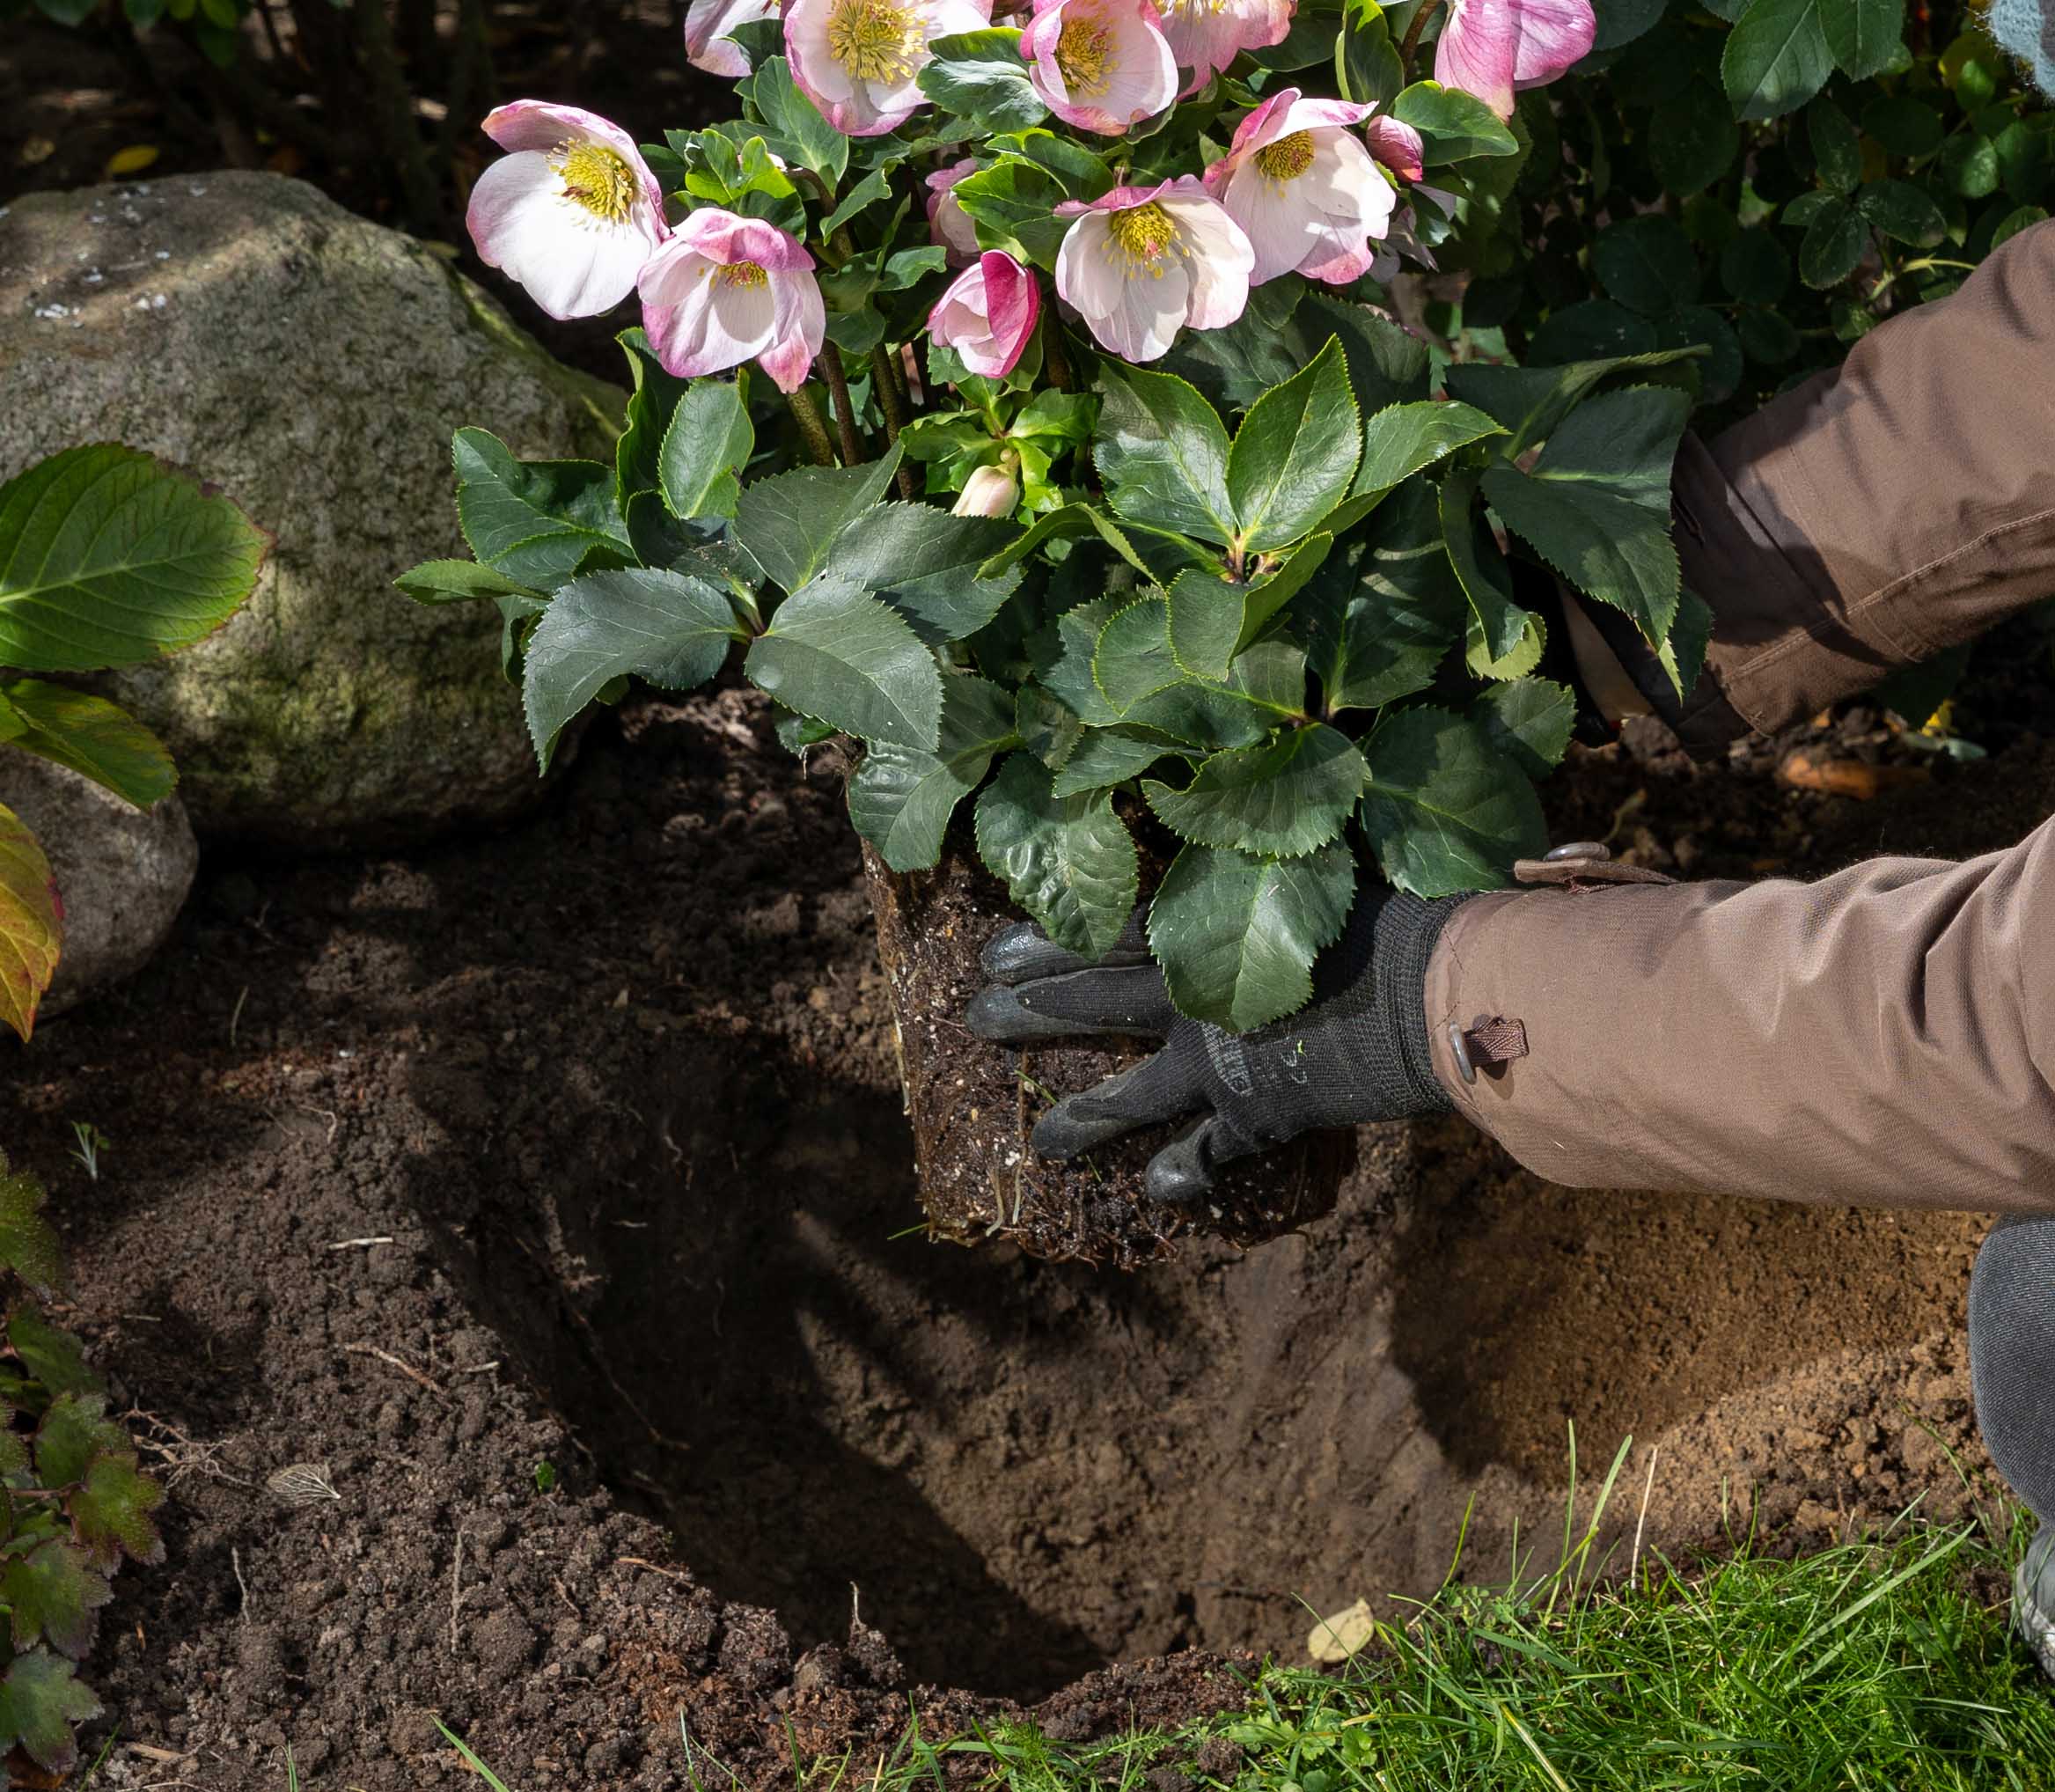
xmin=0 ymin=173 xmax=623 ymax=843
xmin=4 ymin=755 xmax=197 ymax=1017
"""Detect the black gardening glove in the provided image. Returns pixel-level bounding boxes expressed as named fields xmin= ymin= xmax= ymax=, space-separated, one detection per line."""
xmin=966 ymin=886 xmax=1471 ymax=1205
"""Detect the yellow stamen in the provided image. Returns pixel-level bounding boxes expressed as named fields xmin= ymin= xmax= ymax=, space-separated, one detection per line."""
xmin=722 ymin=261 xmax=770 ymax=288
xmin=826 ymin=0 xmax=922 ymax=82
xmin=1106 ymin=200 xmax=1178 ymax=275
xmin=1055 ymin=13 xmax=1115 ymax=94
xmin=1253 ymin=129 xmax=1316 ymax=180
xmin=552 ymin=140 xmax=638 ymax=224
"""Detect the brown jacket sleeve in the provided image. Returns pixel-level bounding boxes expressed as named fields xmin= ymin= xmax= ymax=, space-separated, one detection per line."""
xmin=1667 ymin=217 xmax=2055 ymax=753
xmin=1427 ymin=819 xmax=2055 ymax=1212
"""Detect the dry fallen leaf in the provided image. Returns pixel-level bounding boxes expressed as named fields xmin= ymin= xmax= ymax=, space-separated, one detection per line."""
xmin=1779 ymin=752 xmax=1930 ymax=801
xmin=1307 ymin=1597 xmax=1375 ymax=1663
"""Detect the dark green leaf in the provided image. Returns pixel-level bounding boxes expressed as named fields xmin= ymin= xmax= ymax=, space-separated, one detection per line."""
xmin=1094 ymin=596 xmax=1184 ymax=714
xmin=828 ymin=503 xmax=1024 ymax=643
xmin=1168 ymin=534 xmax=1332 ymax=682
xmin=1443 ymin=348 xmax=1703 ymax=456
xmin=39 ymin=1393 xmax=129 ymax=1489
xmin=453 ymin=430 xmax=626 ymax=591
xmin=1657 ymin=584 xmax=1716 ymax=699
xmin=0 ymin=444 xmax=266 ymax=672
xmin=393 ymin=560 xmax=543 ymax=604
xmin=1808 ymin=94 xmax=1862 ymax=195
xmin=1594 ymin=215 xmax=1701 ymax=314
xmin=1865 ymin=92 xmax=1946 ymax=160
xmin=745 ymin=578 xmax=943 ymax=750
xmin=1358 ymin=706 xmax=1547 ymax=896
xmin=1093 ymin=364 xmax=1236 ymax=545
xmin=745 ymin=56 xmax=848 ymax=183
xmin=658 ymin=378 xmax=754 ymax=521
xmin=0 ymin=1649 xmax=101 ymax=1775
xmin=1475 ymin=678 xmax=1576 ymax=776
xmin=1648 ymin=77 xmax=1741 ymax=195
xmin=1821 ymin=0 xmax=1904 ymax=80
xmin=973 ymin=753 xmax=1138 ymax=958
xmin=731 ymin=447 xmax=904 ymax=593
xmin=1479 ymin=385 xmax=1692 ymax=643
xmin=1525 ymin=300 xmax=1658 ymax=365
xmin=1049 ymin=726 xmax=1185 ymax=797
xmin=1391 ymin=81 xmax=1522 ymax=162
xmin=1722 ymin=0 xmax=1833 ymax=120
xmin=1441 ymin=469 xmax=1533 ymax=665
xmin=1355 ymin=401 xmax=1504 ymax=496
xmin=0 ymin=1154 xmax=62 ymax=1292
xmin=1226 ymin=339 xmax=1361 ymax=553
xmin=1799 ymin=196 xmax=1869 ymax=285
xmin=1856 ymin=179 xmax=1946 ymax=246
xmin=1147 ymin=841 xmax=1354 ymax=1031
xmin=1146 ymin=723 xmax=1363 ymax=858
xmin=1737 ymin=305 xmax=1802 ymax=364
xmin=1338 ymin=0 xmax=1404 ymax=103
xmin=1653 ymin=305 xmax=1743 ymax=404
xmin=1302 ymin=490 xmax=1464 ymax=711
xmin=918 ymin=28 xmax=1048 ymax=130
xmin=8 ymin=1309 xmax=97 ymax=1404
xmin=848 ymin=674 xmax=1017 ymax=871
xmin=0 ymin=680 xmax=174 ymax=811
xmin=1 ymin=1541 xmax=109 ymax=1659
xmin=522 ymin=569 xmax=742 ymax=770
xmin=1016 ymin=682 xmax=1084 ymax=768
xmin=614 ymin=327 xmax=693 ymax=507
xmin=64 ymin=1449 xmax=166 ymax=1570
xmin=951 ymin=158 xmax=1071 ymax=267
xmin=1719 ymin=226 xmax=1793 ymax=303
xmin=1592 ymin=0 xmax=1668 ymax=52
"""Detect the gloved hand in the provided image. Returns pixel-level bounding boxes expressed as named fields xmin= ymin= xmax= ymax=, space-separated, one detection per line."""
xmin=966 ymin=885 xmax=1471 ymax=1204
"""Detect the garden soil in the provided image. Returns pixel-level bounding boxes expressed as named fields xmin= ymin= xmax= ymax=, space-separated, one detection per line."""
xmin=4 ymin=671 xmax=2049 ymax=1789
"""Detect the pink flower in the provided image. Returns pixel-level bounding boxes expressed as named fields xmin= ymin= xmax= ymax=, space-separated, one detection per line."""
xmin=637 ymin=209 xmax=826 ymax=393
xmin=1053 ymin=178 xmax=1251 ymax=362
xmin=926 ymin=158 xmax=984 ymax=266
xmin=1365 ymin=114 xmax=1426 ymax=182
xmin=1202 ymin=88 xmax=1398 ymax=286
xmin=785 ymin=0 xmax=992 ymax=136
xmin=1021 ymin=0 xmax=1178 ymax=135
xmin=1156 ymin=0 xmax=1292 ymax=93
xmin=466 ymin=101 xmax=668 ymax=320
xmin=1434 ymin=0 xmax=1594 ymax=119
xmin=686 ymin=0 xmax=783 ymax=74
xmin=929 ymin=251 xmax=1041 ymax=378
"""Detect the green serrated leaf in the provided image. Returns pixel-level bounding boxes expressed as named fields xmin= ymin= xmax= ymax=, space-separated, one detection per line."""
xmin=1016 ymin=683 xmax=1084 ymax=769
xmin=2 ymin=1539 xmax=111 ymax=1658
xmin=0 ymin=1157 xmax=62 ymax=1293
xmin=1658 ymin=584 xmax=1717 ymax=700
xmin=918 ymin=27 xmax=1048 ymax=129
xmin=0 ymin=807 xmax=61 ymax=1044
xmin=1146 ymin=723 xmax=1363 ymax=858
xmin=0 ymin=1648 xmax=102 ymax=1774
xmin=973 ymin=753 xmax=1138 ymax=959
xmin=1226 ymin=339 xmax=1361 ymax=554
xmin=657 ymin=378 xmax=754 ymax=521
xmin=1355 ymin=401 xmax=1505 ymax=498
xmin=1050 ymin=726 xmax=1185 ymax=797
xmin=1593 ymin=215 xmax=1701 ymax=315
xmin=33 ymin=1393 xmax=125 ymax=1490
xmin=827 ymin=503 xmax=1024 ymax=643
xmin=1820 ymin=0 xmax=1902 ymax=77
xmin=1798 ymin=196 xmax=1869 ymax=287
xmin=731 ymin=446 xmax=904 ymax=593
xmin=1648 ymin=77 xmax=1741 ymax=195
xmin=1359 ymin=706 xmax=1547 ymax=896
xmin=1147 ymin=841 xmax=1354 ymax=1031
xmin=1441 ymin=469 xmax=1534 ymax=665
xmin=1475 ymin=679 xmax=1576 ymax=776
xmin=848 ymin=674 xmax=1017 ymax=871
xmin=1302 ymin=490 xmax=1464 ymax=712
xmin=1479 ymin=386 xmax=1691 ymax=644
xmin=1093 ymin=364 xmax=1236 ymax=545
xmin=1167 ymin=535 xmax=1330 ymax=683
xmin=1807 ymin=94 xmax=1862 ymax=195
xmin=1094 ymin=595 xmax=1187 ymax=714
xmin=65 ymin=1448 xmax=166 ymax=1570
xmin=952 ymin=158 xmax=1071 ymax=267
xmin=745 ymin=578 xmax=943 ymax=749
xmin=393 ymin=560 xmax=544 ymax=605
xmin=522 ymin=569 xmax=742 ymax=770
xmin=1856 ymin=179 xmax=1946 ymax=247
xmin=744 ymin=56 xmax=848 ymax=183
xmin=7 ymin=1309 xmax=95 ymax=1406
xmin=0 ymin=444 xmax=266 ymax=672
xmin=453 ymin=430 xmax=627 ymax=591
xmin=1443 ymin=348 xmax=1702 ymax=458
xmin=1722 ymin=0 xmax=1833 ymax=120
xmin=0 ymin=680 xmax=174 ymax=812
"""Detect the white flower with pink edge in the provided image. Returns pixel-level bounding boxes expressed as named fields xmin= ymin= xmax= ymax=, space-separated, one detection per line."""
xmin=1021 ymin=0 xmax=1178 ymax=136
xmin=785 ymin=0 xmax=992 ymax=136
xmin=930 ymin=251 xmax=1042 ymax=378
xmin=1156 ymin=0 xmax=1291 ymax=94
xmin=926 ymin=158 xmax=984 ymax=266
xmin=1203 ymin=88 xmax=1398 ymax=286
xmin=466 ymin=101 xmax=669 ymax=320
xmin=686 ymin=0 xmax=783 ymax=76
xmin=637 ymin=209 xmax=826 ymax=393
xmin=1435 ymin=0 xmax=1594 ymax=119
xmin=1053 ymin=178 xmax=1252 ymax=362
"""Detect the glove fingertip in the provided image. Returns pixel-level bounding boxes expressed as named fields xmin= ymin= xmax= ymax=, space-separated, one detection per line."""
xmin=980 ymin=922 xmax=1052 ymax=983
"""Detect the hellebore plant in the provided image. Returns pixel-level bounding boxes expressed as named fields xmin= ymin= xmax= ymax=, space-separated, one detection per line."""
xmin=406 ymin=0 xmax=1728 ymax=1036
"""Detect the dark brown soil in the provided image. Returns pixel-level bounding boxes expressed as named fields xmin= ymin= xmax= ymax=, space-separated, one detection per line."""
xmin=864 ymin=841 xmax=1354 ymax=1268
xmin=3 ymin=665 xmax=2050 ymax=1786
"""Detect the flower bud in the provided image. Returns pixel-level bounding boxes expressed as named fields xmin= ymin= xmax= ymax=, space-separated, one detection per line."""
xmin=953 ymin=460 xmax=1019 ymax=518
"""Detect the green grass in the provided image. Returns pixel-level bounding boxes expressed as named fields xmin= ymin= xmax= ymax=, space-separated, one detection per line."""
xmin=796 ymin=1439 xmax=2055 ymax=1792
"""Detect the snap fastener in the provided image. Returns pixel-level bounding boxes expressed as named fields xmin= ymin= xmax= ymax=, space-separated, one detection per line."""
xmin=1543 ymin=840 xmax=1611 ymax=863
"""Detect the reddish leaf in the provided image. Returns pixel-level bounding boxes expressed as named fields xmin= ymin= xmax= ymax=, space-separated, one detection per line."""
xmin=64 ymin=1450 xmax=165 ymax=1571
xmin=1 ymin=1539 xmax=111 ymax=1657
xmin=0 ymin=806 xmax=61 ymax=1043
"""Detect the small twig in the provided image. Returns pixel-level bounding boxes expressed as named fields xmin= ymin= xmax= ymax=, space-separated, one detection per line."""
xmin=228 ymin=985 xmax=248 ymax=1047
xmin=871 ymin=345 xmax=920 ymax=498
xmin=327 ymin=1236 xmax=394 ymax=1251
xmin=231 ymin=1546 xmax=251 ymax=1625
xmin=1630 ymin=1444 xmax=1660 ymax=1590
xmin=341 ymin=1341 xmax=447 ymax=1397
xmin=1398 ymin=0 xmax=1444 ymax=72
xmin=786 ymin=389 xmax=836 ymax=466
xmin=617 ymin=1555 xmax=692 ymax=1581
xmin=818 ymin=342 xmax=865 ymax=464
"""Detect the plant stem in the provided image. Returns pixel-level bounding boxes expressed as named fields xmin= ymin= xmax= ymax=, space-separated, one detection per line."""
xmin=819 ymin=342 xmax=865 ymax=464
xmin=1398 ymin=0 xmax=1444 ymax=74
xmin=786 ymin=389 xmax=837 ymax=466
xmin=871 ymin=346 xmax=921 ymax=498
xmin=1042 ymin=312 xmax=1075 ymax=392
